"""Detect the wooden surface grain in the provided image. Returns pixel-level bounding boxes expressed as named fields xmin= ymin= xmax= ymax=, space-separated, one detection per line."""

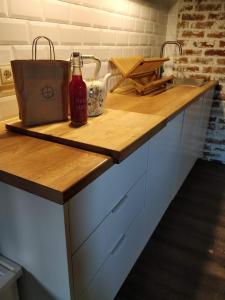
xmin=0 ymin=121 xmax=113 ymax=204
xmin=6 ymin=109 xmax=166 ymax=162
xmin=106 ymin=81 xmax=217 ymax=120
xmin=1 ymin=81 xmax=217 ymax=202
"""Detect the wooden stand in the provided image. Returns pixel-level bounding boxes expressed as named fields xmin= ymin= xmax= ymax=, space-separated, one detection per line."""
xmin=110 ymin=56 xmax=173 ymax=96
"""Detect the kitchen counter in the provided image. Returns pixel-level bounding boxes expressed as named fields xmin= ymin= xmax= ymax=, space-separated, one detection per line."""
xmin=0 ymin=81 xmax=218 ymax=300
xmin=105 ymin=81 xmax=217 ymax=120
xmin=1 ymin=81 xmax=217 ymax=204
xmin=0 ymin=121 xmax=113 ymax=204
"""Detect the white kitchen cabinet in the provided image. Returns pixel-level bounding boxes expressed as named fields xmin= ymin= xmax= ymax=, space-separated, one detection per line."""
xmin=176 ymin=97 xmax=203 ymax=190
xmin=80 ymin=208 xmax=147 ymax=300
xmin=145 ymin=112 xmax=184 ymax=237
xmin=0 ymin=182 xmax=72 ymax=300
xmin=68 ymin=142 xmax=148 ymax=254
xmin=73 ymin=174 xmax=146 ymax=298
xmin=0 ymin=88 xmax=215 ymax=300
xmin=145 ymin=91 xmax=213 ymax=244
xmin=0 ymin=144 xmax=149 ymax=300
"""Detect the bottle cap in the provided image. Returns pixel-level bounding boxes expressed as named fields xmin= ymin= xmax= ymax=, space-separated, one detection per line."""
xmin=72 ymin=52 xmax=80 ymax=57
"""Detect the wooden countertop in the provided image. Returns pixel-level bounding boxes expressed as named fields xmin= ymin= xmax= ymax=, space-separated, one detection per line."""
xmin=1 ymin=81 xmax=217 ymax=203
xmin=105 ymin=81 xmax=217 ymax=120
xmin=0 ymin=121 xmax=113 ymax=204
xmin=6 ymin=109 xmax=165 ymax=162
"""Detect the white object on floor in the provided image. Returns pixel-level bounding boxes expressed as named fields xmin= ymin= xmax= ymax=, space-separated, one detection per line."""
xmin=0 ymin=255 xmax=22 ymax=300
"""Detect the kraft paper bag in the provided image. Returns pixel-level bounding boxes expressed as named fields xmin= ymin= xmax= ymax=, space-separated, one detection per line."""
xmin=11 ymin=36 xmax=70 ymax=126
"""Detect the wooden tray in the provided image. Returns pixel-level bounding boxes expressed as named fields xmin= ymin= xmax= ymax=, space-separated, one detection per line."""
xmin=6 ymin=109 xmax=165 ymax=163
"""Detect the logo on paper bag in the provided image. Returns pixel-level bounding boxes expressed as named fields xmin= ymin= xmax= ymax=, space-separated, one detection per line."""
xmin=41 ymin=86 xmax=55 ymax=100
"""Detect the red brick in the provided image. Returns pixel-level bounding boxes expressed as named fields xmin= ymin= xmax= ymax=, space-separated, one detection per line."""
xmin=207 ymin=31 xmax=225 ymax=38
xmin=195 ymin=4 xmax=222 ymax=11
xmin=205 ymin=49 xmax=225 ymax=56
xmin=208 ymin=13 xmax=225 ymax=20
xmin=193 ymin=41 xmax=214 ymax=48
xmin=174 ymin=57 xmax=189 ymax=64
xmin=186 ymin=66 xmax=200 ymax=72
xmin=191 ymin=57 xmax=213 ymax=64
xmin=202 ymin=66 xmax=213 ymax=73
xmin=213 ymin=67 xmax=225 ymax=74
xmin=180 ymin=5 xmax=194 ymax=12
xmin=182 ymin=13 xmax=205 ymax=21
xmin=218 ymin=22 xmax=225 ymax=30
xmin=183 ymin=49 xmax=202 ymax=56
xmin=220 ymin=41 xmax=225 ymax=47
xmin=191 ymin=21 xmax=214 ymax=29
xmin=182 ymin=30 xmax=204 ymax=38
xmin=217 ymin=59 xmax=225 ymax=65
xmin=206 ymin=138 xmax=225 ymax=145
xmin=177 ymin=21 xmax=189 ymax=29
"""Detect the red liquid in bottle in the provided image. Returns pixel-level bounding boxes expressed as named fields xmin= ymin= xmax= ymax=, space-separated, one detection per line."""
xmin=69 ymin=53 xmax=87 ymax=127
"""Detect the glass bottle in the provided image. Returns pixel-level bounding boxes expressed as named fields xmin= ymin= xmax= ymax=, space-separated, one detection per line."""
xmin=69 ymin=52 xmax=87 ymax=127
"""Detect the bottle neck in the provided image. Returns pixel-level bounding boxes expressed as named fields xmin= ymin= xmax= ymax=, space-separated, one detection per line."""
xmin=71 ymin=55 xmax=83 ymax=77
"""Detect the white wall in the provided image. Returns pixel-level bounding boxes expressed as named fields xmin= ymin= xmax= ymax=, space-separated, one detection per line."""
xmin=0 ymin=0 xmax=169 ymax=120
xmin=163 ymin=0 xmax=179 ymax=76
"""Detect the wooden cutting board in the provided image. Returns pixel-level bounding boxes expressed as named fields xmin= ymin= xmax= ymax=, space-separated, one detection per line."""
xmin=6 ymin=109 xmax=165 ymax=162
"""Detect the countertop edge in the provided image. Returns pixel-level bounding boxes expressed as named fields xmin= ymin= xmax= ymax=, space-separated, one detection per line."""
xmin=0 ymin=158 xmax=113 ymax=205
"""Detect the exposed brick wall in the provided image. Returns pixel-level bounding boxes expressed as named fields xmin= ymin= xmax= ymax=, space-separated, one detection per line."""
xmin=175 ymin=0 xmax=225 ymax=164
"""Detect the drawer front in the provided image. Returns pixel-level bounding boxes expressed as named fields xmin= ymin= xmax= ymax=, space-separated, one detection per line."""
xmin=146 ymin=112 xmax=184 ymax=237
xmin=72 ymin=174 xmax=146 ymax=297
xmin=69 ymin=142 xmax=148 ymax=253
xmin=177 ymin=98 xmax=202 ymax=189
xmin=79 ymin=208 xmax=147 ymax=300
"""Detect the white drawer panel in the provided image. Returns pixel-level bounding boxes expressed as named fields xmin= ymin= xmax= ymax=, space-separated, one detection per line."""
xmin=69 ymin=142 xmax=148 ymax=253
xmin=177 ymin=98 xmax=202 ymax=189
xmin=73 ymin=174 xmax=146 ymax=297
xmin=79 ymin=208 xmax=147 ymax=300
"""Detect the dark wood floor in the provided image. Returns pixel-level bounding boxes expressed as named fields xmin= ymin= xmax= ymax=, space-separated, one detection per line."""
xmin=116 ymin=159 xmax=225 ymax=300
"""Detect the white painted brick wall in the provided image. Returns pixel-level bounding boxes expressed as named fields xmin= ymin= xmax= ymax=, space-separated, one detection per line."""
xmin=59 ymin=24 xmax=82 ymax=45
xmin=29 ymin=21 xmax=59 ymax=43
xmin=8 ymin=0 xmax=43 ymax=21
xmin=70 ymin=5 xmax=92 ymax=27
xmin=101 ymin=29 xmax=116 ymax=45
xmin=0 ymin=0 xmax=8 ymax=17
xmin=0 ymin=0 xmax=169 ymax=120
xmin=0 ymin=46 xmax=13 ymax=63
xmin=91 ymin=9 xmax=110 ymax=29
xmin=44 ymin=0 xmax=70 ymax=23
xmin=164 ymin=0 xmax=179 ymax=76
xmin=123 ymin=16 xmax=135 ymax=31
xmin=116 ymin=31 xmax=129 ymax=46
xmin=135 ymin=18 xmax=145 ymax=32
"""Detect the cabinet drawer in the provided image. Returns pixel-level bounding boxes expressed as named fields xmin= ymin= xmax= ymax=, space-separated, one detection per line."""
xmin=69 ymin=142 xmax=148 ymax=253
xmin=177 ymin=98 xmax=202 ymax=189
xmin=72 ymin=174 xmax=146 ymax=297
xmin=79 ymin=208 xmax=147 ymax=300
